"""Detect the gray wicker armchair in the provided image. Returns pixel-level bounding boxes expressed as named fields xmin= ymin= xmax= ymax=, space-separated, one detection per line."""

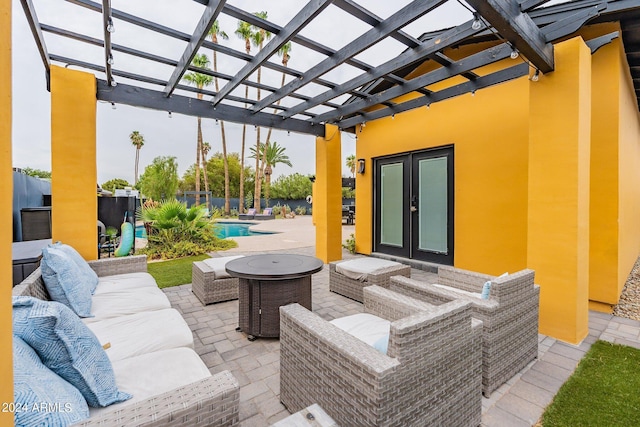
xmin=390 ymin=266 xmax=540 ymax=397
xmin=280 ymin=286 xmax=482 ymax=427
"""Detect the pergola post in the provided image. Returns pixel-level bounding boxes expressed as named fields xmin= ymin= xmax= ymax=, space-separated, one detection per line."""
xmin=315 ymin=124 xmax=342 ymax=263
xmin=527 ymin=36 xmax=591 ymax=344
xmin=50 ymin=65 xmax=98 ymax=260
xmin=1 ymin=2 xmax=14 ymax=424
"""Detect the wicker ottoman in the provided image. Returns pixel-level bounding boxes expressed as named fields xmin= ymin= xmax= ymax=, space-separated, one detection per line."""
xmin=192 ymin=256 xmax=244 ymax=305
xmin=329 ymin=258 xmax=411 ymax=302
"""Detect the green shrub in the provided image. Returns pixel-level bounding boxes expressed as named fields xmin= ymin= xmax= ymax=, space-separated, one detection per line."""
xmin=230 ymin=208 xmax=238 ymax=217
xmin=271 ymin=204 xmax=282 ymax=216
xmin=342 ymin=233 xmax=356 ymax=254
xmin=136 ymin=199 xmax=236 ymax=260
xmin=295 ymin=206 xmax=307 ymax=215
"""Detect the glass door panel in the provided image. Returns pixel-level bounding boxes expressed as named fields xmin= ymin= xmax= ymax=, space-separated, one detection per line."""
xmin=374 ymin=156 xmax=409 ymax=258
xmin=380 ymin=163 xmax=404 ymax=247
xmin=418 ymin=157 xmax=448 ymax=253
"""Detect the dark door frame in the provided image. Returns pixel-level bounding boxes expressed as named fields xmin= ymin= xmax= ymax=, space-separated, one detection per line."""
xmin=373 ymin=146 xmax=454 ymax=264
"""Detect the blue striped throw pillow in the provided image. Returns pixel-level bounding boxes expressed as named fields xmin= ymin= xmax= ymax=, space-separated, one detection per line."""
xmin=41 ymin=245 xmax=93 ymax=317
xmin=53 ymin=242 xmax=99 ymax=294
xmin=13 ymin=335 xmax=89 ymax=426
xmin=13 ymin=296 xmax=132 ymax=407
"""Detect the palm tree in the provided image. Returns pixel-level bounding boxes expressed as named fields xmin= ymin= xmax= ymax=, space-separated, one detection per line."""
xmin=249 ymin=141 xmax=292 ymax=206
xmin=182 ymin=54 xmax=213 ymax=206
xmin=208 ymin=20 xmax=231 ymax=216
xmin=235 ymin=20 xmax=254 ymax=213
xmin=251 ymin=11 xmax=272 ymax=210
xmin=130 ymin=130 xmax=145 ymax=185
xmin=346 ymin=154 xmax=356 ymax=178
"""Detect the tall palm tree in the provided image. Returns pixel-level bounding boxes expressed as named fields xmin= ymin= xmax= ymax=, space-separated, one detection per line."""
xmin=235 ymin=20 xmax=254 ymax=213
xmin=182 ymin=54 xmax=213 ymax=206
xmin=346 ymin=154 xmax=356 ymax=178
xmin=130 ymin=130 xmax=145 ymax=185
xmin=250 ymin=141 xmax=292 ymax=206
xmin=251 ymin=11 xmax=272 ymax=210
xmin=261 ymin=42 xmax=292 ymax=194
xmin=208 ymin=20 xmax=231 ymax=216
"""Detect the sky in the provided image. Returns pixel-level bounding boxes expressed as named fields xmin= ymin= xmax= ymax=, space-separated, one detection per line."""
xmin=11 ymin=0 xmax=475 ymax=185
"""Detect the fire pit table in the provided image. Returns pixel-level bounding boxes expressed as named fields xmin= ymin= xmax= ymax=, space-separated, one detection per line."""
xmin=226 ymin=254 xmax=324 ymax=340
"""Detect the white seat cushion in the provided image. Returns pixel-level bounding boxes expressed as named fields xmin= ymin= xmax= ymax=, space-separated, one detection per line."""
xmin=86 ymin=309 xmax=194 ymax=362
xmin=93 ymin=272 xmax=159 ymax=294
xmin=84 ymin=273 xmax=170 ymax=324
xmin=330 ymin=313 xmax=390 ymax=354
xmin=335 ymin=258 xmax=402 ymax=281
xmin=89 ymin=347 xmax=211 ymax=418
xmin=432 ymin=283 xmax=483 ymax=299
xmin=202 ymin=255 xmax=245 ymax=279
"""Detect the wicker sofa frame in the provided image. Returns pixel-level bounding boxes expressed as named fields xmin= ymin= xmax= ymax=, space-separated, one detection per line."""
xmin=280 ymin=285 xmax=482 ymax=427
xmin=13 ymin=255 xmax=240 ymax=427
xmin=328 ymin=260 xmax=411 ymax=302
xmin=390 ymin=266 xmax=540 ymax=397
xmin=192 ymin=260 xmax=239 ymax=305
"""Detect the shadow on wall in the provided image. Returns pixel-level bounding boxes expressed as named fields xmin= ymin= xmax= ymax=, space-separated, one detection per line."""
xmin=12 ymin=171 xmax=51 ymax=242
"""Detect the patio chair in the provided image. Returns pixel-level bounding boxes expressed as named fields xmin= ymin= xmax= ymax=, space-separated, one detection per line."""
xmin=390 ymin=266 xmax=540 ymax=397
xmin=238 ymin=208 xmax=256 ymax=220
xmin=280 ymin=285 xmax=482 ymax=427
xmin=329 ymin=258 xmax=411 ymax=302
xmin=254 ymin=208 xmax=275 ymax=220
xmin=192 ymin=256 xmax=244 ymax=305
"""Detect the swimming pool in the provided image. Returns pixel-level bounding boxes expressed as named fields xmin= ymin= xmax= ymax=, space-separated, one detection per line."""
xmin=135 ymin=222 xmax=274 ymax=239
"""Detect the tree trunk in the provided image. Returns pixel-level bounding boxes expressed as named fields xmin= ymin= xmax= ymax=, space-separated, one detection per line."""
xmin=201 ymin=147 xmax=210 ymax=210
xmin=239 ymin=123 xmax=246 ymax=213
xmin=220 ymin=121 xmax=230 ymax=215
xmin=195 ymin=116 xmax=202 ymax=206
xmin=213 ymin=46 xmax=230 ymax=216
xmin=254 ymin=44 xmax=264 ymax=210
xmin=134 ymin=148 xmax=140 ymax=185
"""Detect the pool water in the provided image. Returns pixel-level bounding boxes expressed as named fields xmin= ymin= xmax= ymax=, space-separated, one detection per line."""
xmin=135 ymin=222 xmax=274 ymax=239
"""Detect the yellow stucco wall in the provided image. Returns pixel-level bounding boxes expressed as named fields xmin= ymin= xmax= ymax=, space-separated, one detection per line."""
xmin=528 ymin=37 xmax=592 ymax=344
xmin=315 ymin=124 xmax=342 ymax=263
xmin=50 ymin=66 xmax=98 ymax=260
xmin=1 ymin=2 xmax=13 ymax=424
xmin=617 ymin=43 xmax=640 ymax=299
xmin=355 ymin=60 xmax=531 ymax=275
xmin=589 ymin=40 xmax=621 ymax=306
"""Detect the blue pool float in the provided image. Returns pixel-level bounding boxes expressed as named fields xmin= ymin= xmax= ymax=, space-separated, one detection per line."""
xmin=114 ymin=222 xmax=134 ymax=257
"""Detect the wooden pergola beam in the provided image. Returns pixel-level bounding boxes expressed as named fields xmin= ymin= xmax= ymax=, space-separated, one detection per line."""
xmin=467 ymin=0 xmax=554 ymax=73
xmin=163 ymin=0 xmax=226 ymax=96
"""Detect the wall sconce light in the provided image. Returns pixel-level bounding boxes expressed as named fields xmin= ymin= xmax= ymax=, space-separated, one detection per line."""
xmin=357 ymin=159 xmax=365 ymax=174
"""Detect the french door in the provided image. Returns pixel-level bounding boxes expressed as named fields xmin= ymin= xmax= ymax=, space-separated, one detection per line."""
xmin=374 ymin=146 xmax=454 ymax=264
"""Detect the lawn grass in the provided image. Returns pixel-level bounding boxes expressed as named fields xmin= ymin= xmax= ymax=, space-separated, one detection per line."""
xmin=147 ymin=254 xmax=211 ymax=289
xmin=541 ymin=340 xmax=640 ymax=426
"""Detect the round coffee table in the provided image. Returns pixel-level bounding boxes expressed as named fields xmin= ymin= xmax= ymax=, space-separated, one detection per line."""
xmin=226 ymin=254 xmax=324 ymax=340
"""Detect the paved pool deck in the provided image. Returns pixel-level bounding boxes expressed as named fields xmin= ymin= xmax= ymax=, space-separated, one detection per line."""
xmin=162 ymin=216 xmax=640 ymax=426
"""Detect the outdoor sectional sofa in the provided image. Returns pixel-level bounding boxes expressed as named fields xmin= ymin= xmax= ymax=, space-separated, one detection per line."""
xmin=13 ymin=253 xmax=240 ymax=427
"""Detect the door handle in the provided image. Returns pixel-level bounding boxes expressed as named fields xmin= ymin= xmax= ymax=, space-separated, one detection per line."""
xmin=410 ymin=195 xmax=418 ymax=212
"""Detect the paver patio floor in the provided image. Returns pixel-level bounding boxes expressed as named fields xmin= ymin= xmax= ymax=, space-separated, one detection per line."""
xmin=161 ymin=219 xmax=640 ymax=426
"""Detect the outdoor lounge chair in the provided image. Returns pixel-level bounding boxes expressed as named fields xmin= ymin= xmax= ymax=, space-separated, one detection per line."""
xmin=390 ymin=266 xmax=540 ymax=397
xmin=192 ymin=255 xmax=244 ymax=305
xmin=280 ymin=285 xmax=482 ymax=427
xmin=254 ymin=207 xmax=275 ymax=220
xmin=238 ymin=208 xmax=256 ymax=220
xmin=329 ymin=257 xmax=411 ymax=302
